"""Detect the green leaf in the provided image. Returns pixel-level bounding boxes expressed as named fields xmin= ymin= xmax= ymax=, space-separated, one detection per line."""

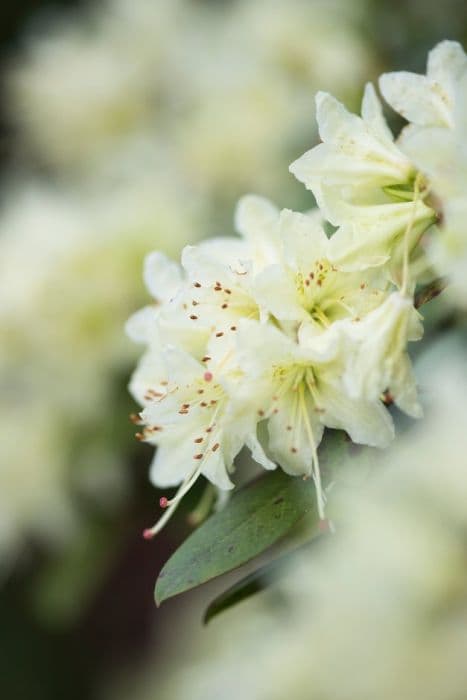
xmin=155 ymin=469 xmax=318 ymax=605
xmin=203 ymin=537 xmax=327 ymax=625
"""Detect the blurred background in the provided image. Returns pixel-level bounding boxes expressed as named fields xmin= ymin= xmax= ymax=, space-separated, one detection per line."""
xmin=0 ymin=1 xmax=466 ymax=698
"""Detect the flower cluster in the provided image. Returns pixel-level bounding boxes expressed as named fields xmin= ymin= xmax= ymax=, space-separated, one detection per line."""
xmin=128 ymin=41 xmax=466 ymax=535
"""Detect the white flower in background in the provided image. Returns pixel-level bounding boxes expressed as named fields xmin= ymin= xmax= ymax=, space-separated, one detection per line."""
xmin=379 ymin=40 xmax=467 ymax=201
xmin=0 ymin=177 xmax=200 ymax=560
xmin=380 ymin=41 xmax=467 ymax=306
xmin=7 ymin=0 xmax=372 ymax=217
xmin=0 ymin=398 xmax=73 ymax=562
xmin=380 ymin=40 xmax=467 ymax=132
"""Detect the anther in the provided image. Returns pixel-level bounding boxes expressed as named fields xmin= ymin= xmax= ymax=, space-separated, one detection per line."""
xmin=190 ymin=315 xmax=198 ymax=320
xmin=194 ymin=453 xmax=203 ymax=460
xmin=215 ymin=332 xmax=224 ymax=338
xmin=212 ymin=443 xmax=220 ymax=452
xmin=194 ymin=282 xmax=202 ymax=288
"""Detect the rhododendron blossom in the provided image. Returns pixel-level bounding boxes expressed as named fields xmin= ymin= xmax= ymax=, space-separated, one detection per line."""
xmin=128 ymin=41 xmax=466 ymax=534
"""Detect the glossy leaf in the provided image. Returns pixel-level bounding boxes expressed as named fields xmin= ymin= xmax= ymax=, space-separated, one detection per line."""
xmin=155 ymin=469 xmax=317 ymax=605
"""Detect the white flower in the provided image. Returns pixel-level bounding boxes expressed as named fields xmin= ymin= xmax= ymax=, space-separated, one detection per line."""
xmin=253 ymin=207 xmax=388 ymax=326
xmin=380 ymin=41 xmax=467 ymax=131
xmin=235 ymin=319 xmax=394 ymax=519
xmin=290 ymin=84 xmax=415 ymax=216
xmin=290 ymin=84 xmax=436 ymax=274
xmin=326 ymin=195 xmax=435 ymax=274
xmin=380 ymin=41 xmax=467 ymax=306
xmin=380 ymin=42 xmax=467 ymax=197
xmin=341 ymin=292 xmax=424 ymax=418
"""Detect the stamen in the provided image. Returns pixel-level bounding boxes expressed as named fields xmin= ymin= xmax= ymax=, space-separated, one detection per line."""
xmin=142 ymin=463 xmax=204 ymax=539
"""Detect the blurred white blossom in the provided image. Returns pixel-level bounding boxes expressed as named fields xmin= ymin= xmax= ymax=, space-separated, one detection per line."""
xmin=0 ymin=177 xmax=200 ymax=560
xmin=7 ymin=0 xmax=372 ymax=210
xmin=109 ymin=343 xmax=467 ymax=700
